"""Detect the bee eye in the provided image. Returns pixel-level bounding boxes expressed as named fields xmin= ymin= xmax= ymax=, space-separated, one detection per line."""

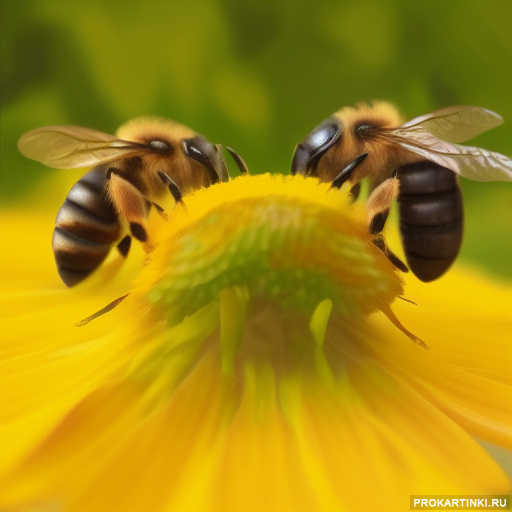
xmin=182 ymin=136 xmax=223 ymax=184
xmin=149 ymin=140 xmax=171 ymax=152
xmin=290 ymin=117 xmax=341 ymax=176
xmin=354 ymin=124 xmax=372 ymax=137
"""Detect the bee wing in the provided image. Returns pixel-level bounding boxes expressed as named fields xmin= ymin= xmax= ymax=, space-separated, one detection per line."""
xmin=18 ymin=125 xmax=140 ymax=169
xmin=401 ymin=106 xmax=503 ymax=143
xmin=392 ymin=127 xmax=512 ymax=182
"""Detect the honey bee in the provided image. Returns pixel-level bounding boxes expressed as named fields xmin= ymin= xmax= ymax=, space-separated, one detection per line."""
xmin=291 ymin=102 xmax=512 ymax=281
xmin=18 ymin=117 xmax=230 ymax=286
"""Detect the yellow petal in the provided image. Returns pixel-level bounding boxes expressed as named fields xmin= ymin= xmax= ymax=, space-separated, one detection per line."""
xmin=369 ymin=269 xmax=512 ymax=447
xmin=1 ymin=173 xmax=510 ymax=512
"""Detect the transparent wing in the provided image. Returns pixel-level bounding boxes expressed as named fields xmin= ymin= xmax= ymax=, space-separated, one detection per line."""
xmin=392 ymin=127 xmax=512 ymax=182
xmin=18 ymin=125 xmax=141 ymax=169
xmin=401 ymin=106 xmax=503 ymax=143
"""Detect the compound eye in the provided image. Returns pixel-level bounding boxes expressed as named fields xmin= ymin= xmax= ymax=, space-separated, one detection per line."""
xmin=291 ymin=117 xmax=341 ymax=176
xmin=354 ymin=124 xmax=374 ymax=138
xmin=149 ymin=139 xmax=171 ymax=152
xmin=307 ymin=122 xmax=338 ymax=150
xmin=182 ymin=136 xmax=225 ymax=184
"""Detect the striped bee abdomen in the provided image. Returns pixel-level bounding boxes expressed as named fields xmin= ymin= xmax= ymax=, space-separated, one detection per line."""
xmin=53 ymin=167 xmax=121 ymax=286
xmin=397 ymin=161 xmax=463 ymax=282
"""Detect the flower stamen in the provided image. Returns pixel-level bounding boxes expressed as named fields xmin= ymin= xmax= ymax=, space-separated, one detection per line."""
xmin=220 ymin=286 xmax=249 ymax=375
xmin=380 ymin=303 xmax=428 ymax=348
xmin=310 ymin=298 xmax=335 ymax=385
xmin=75 ymin=293 xmax=130 ymax=327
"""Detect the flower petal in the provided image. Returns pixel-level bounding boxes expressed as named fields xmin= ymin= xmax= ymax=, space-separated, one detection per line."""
xmin=369 ymin=269 xmax=512 ymax=447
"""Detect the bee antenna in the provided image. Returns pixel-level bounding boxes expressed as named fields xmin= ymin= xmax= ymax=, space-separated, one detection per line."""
xmin=225 ymin=146 xmax=250 ymax=175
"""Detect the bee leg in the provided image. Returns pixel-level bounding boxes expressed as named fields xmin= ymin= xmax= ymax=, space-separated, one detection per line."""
xmin=367 ymin=177 xmax=409 ymax=273
xmin=75 ymin=293 xmax=130 ymax=327
xmin=157 ymin=171 xmax=184 ymax=205
xmin=151 ymin=202 xmax=166 ymax=215
xmin=367 ymin=177 xmax=398 ymax=234
xmin=145 ymin=201 xmax=169 ymax=221
xmin=348 ymin=182 xmax=361 ymax=203
xmin=372 ymin=235 xmax=409 ymax=273
xmin=380 ymin=304 xmax=427 ymax=349
xmin=107 ymin=171 xmax=150 ymax=243
xmin=138 ymin=196 xmax=169 ymax=221
xmin=117 ymin=235 xmax=132 ymax=257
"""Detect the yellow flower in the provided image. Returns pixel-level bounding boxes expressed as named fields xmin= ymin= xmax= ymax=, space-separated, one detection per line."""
xmin=1 ymin=173 xmax=511 ymax=512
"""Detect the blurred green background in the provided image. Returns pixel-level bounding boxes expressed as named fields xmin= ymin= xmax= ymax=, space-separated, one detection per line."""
xmin=1 ymin=0 xmax=511 ymax=278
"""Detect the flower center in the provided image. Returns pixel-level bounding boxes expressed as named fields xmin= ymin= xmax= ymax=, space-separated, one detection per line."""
xmin=128 ymin=174 xmax=407 ymax=388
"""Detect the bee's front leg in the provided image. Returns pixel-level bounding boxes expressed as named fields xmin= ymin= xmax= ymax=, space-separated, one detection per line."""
xmin=106 ymin=169 xmax=151 ymax=243
xmin=366 ymin=177 xmax=408 ymax=273
xmin=157 ymin=171 xmax=184 ymax=205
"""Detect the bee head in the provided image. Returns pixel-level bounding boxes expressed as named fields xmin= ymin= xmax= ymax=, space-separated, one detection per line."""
xmin=291 ymin=117 xmax=341 ymax=177
xmin=291 ymin=102 xmax=404 ymax=183
xmin=182 ymin=136 xmax=228 ymax=184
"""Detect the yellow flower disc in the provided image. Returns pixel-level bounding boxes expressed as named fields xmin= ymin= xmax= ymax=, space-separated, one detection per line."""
xmin=138 ymin=173 xmax=403 ymax=323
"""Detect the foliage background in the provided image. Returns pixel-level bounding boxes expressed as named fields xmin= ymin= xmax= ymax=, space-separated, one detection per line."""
xmin=1 ymin=0 xmax=511 ymax=278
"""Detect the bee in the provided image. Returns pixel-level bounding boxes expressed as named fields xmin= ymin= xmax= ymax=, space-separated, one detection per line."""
xmin=18 ymin=117 xmax=230 ymax=287
xmin=291 ymin=102 xmax=512 ymax=281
